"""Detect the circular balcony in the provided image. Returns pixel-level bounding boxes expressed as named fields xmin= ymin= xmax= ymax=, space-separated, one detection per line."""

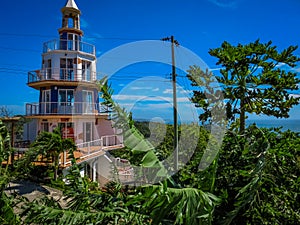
xmin=43 ymin=39 xmax=95 ymax=56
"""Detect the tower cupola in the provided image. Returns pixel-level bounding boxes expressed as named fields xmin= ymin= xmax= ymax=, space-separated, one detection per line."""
xmin=59 ymin=0 xmax=83 ymax=36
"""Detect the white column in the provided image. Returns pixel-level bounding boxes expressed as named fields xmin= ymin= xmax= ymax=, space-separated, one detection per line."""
xmin=92 ymin=161 xmax=97 ymax=182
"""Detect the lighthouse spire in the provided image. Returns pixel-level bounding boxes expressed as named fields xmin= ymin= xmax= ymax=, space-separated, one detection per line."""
xmin=64 ymin=0 xmax=79 ymax=10
xmin=59 ymin=0 xmax=83 ymax=36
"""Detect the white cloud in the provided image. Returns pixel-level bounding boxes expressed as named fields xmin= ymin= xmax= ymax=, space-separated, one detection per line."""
xmin=111 ymin=95 xmax=199 ymax=122
xmin=92 ymin=33 xmax=103 ymax=39
xmin=96 ymin=51 xmax=102 ymax=57
xmin=180 ymin=90 xmax=192 ymax=95
xmin=163 ymin=89 xmax=173 ymax=94
xmin=83 ymin=33 xmax=103 ymax=43
xmin=141 ymin=103 xmax=172 ymax=109
xmin=177 ymin=97 xmax=192 ymax=103
xmin=290 ymin=94 xmax=300 ymax=98
xmin=139 ymin=102 xmax=199 ymax=122
xmin=292 ymin=67 xmax=300 ymax=73
xmin=130 ymin=86 xmax=153 ymax=90
xmin=162 ymin=88 xmax=192 ymax=97
xmin=128 ymin=86 xmax=159 ymax=91
xmin=276 ymin=62 xmax=286 ymax=68
xmin=81 ymin=18 xmax=89 ymax=29
xmin=207 ymin=0 xmax=238 ymax=8
xmin=113 ymin=94 xmax=191 ymax=103
xmin=209 ymin=67 xmax=222 ymax=71
xmin=113 ymin=94 xmax=170 ymax=102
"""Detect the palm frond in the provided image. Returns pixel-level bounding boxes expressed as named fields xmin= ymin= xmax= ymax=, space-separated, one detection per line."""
xmin=97 ymin=79 xmax=169 ymax=182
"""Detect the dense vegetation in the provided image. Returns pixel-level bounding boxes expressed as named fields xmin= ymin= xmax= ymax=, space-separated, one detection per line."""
xmin=0 ymin=40 xmax=299 ymax=224
xmin=113 ymin=121 xmax=300 ymax=224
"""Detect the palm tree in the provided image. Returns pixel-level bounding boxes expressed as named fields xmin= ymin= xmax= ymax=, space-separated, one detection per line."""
xmin=0 ymin=120 xmax=21 ymax=224
xmin=31 ymin=127 xmax=76 ymax=180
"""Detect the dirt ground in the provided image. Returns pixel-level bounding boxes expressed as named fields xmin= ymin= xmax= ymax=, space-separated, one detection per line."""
xmin=5 ymin=180 xmax=65 ymax=205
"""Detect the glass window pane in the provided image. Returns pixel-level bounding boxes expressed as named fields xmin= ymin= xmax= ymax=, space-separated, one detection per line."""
xmin=67 ymin=90 xmax=74 ymax=103
xmin=59 ymin=90 xmax=66 ymax=104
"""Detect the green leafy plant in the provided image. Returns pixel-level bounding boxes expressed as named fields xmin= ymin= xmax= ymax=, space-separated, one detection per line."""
xmin=30 ymin=127 xmax=77 ymax=180
xmin=0 ymin=120 xmax=21 ymax=224
xmin=188 ymin=40 xmax=300 ymax=134
xmin=215 ymin=126 xmax=300 ymax=224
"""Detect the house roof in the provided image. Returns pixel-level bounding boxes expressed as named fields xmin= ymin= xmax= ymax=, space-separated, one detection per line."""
xmin=64 ymin=0 xmax=79 ymax=10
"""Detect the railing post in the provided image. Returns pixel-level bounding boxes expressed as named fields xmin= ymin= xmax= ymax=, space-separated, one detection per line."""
xmin=88 ymin=142 xmax=90 ymax=155
xmin=99 ymin=137 xmax=103 ymax=150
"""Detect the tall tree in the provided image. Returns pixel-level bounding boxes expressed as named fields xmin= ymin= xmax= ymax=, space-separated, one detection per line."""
xmin=189 ymin=40 xmax=300 ymax=133
xmin=31 ymin=127 xmax=77 ymax=180
xmin=0 ymin=120 xmax=21 ymax=224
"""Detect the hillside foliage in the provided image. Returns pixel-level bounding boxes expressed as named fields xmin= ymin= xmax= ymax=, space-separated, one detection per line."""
xmin=0 ymin=40 xmax=300 ymax=224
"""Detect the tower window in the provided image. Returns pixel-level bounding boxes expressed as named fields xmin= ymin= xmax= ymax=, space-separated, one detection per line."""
xmin=41 ymin=90 xmax=51 ymax=114
xmin=60 ymin=58 xmax=74 ymax=80
xmin=47 ymin=59 xmax=52 ymax=79
xmin=82 ymin=60 xmax=91 ymax=81
xmin=82 ymin=90 xmax=93 ymax=113
xmin=68 ymin=17 xmax=74 ymax=28
xmin=59 ymin=90 xmax=74 ymax=106
xmin=58 ymin=89 xmax=74 ymax=114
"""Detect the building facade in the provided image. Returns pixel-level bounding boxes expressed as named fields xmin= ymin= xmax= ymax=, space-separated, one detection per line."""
xmin=24 ymin=0 xmax=121 ymax=152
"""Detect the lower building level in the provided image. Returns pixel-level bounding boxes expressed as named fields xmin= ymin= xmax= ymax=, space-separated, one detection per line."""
xmin=24 ymin=114 xmax=122 ymax=146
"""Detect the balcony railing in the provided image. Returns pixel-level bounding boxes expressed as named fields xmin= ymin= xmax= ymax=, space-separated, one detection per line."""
xmin=43 ymin=39 xmax=95 ymax=55
xmin=62 ymin=135 xmax=124 ymax=166
xmin=28 ymin=68 xmax=97 ymax=83
xmin=26 ymin=102 xmax=110 ymax=116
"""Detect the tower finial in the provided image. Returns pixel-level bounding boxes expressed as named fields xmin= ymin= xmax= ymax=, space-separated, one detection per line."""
xmin=64 ymin=0 xmax=79 ymax=10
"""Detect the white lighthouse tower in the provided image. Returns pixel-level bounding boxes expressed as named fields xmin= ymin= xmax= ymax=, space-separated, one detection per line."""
xmin=24 ymin=0 xmax=122 ymax=162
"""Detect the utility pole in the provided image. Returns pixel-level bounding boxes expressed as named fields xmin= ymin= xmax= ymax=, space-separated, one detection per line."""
xmin=162 ymin=36 xmax=179 ymax=170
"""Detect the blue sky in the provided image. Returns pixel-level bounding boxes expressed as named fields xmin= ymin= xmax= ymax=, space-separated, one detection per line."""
xmin=0 ymin=0 xmax=300 ymax=122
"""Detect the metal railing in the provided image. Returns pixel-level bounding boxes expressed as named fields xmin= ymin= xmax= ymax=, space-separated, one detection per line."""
xmin=77 ymin=135 xmax=123 ymax=156
xmin=62 ymin=135 xmax=123 ymax=166
xmin=26 ymin=102 xmax=109 ymax=116
xmin=43 ymin=39 xmax=95 ymax=55
xmin=28 ymin=68 xmax=97 ymax=83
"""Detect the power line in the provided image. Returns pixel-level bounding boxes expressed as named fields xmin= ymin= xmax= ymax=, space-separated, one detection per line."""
xmin=0 ymin=63 xmax=34 ymax=69
xmin=0 ymin=67 xmax=28 ymax=73
xmin=0 ymin=33 xmax=56 ymax=39
xmin=0 ymin=46 xmax=41 ymax=53
xmin=0 ymin=32 xmax=160 ymax=41
xmin=0 ymin=67 xmax=172 ymax=79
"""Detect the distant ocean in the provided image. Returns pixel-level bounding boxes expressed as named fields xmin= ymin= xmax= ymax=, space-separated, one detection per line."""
xmin=135 ymin=118 xmax=300 ymax=132
xmin=247 ymin=119 xmax=300 ymax=132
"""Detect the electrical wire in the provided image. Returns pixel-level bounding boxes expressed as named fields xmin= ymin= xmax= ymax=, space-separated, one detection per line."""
xmin=0 ymin=46 xmax=41 ymax=53
xmin=0 ymin=32 xmax=160 ymax=41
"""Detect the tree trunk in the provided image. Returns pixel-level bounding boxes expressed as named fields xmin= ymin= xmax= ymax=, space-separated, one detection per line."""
xmin=239 ymin=82 xmax=246 ymax=134
xmin=240 ymin=97 xmax=245 ymax=134
xmin=54 ymin=155 xmax=59 ymax=181
xmin=54 ymin=167 xmax=58 ymax=181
